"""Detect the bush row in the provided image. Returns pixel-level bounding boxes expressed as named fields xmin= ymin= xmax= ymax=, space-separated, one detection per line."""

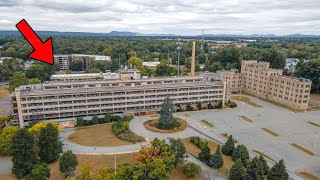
xmin=112 ymin=115 xmax=145 ymax=143
xmin=76 ymin=114 xmax=121 ymax=127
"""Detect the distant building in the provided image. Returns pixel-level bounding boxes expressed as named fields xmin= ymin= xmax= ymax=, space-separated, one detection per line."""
xmin=215 ymin=60 xmax=312 ymax=111
xmin=54 ymin=54 xmax=112 ymax=71
xmin=284 ymin=58 xmax=305 ymax=74
xmin=143 ymin=62 xmax=160 ymax=70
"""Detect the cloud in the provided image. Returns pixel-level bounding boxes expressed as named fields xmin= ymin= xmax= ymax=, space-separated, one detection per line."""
xmin=0 ymin=0 xmax=320 ymax=35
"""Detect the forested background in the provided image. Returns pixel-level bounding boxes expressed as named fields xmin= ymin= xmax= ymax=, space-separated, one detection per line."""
xmin=0 ymin=35 xmax=319 ymax=92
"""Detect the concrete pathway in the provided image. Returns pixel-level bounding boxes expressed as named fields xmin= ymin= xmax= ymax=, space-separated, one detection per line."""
xmin=0 ymin=157 xmax=11 ymax=174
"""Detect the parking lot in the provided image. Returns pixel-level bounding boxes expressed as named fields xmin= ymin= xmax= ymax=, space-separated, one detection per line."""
xmin=175 ymin=95 xmax=320 ymax=177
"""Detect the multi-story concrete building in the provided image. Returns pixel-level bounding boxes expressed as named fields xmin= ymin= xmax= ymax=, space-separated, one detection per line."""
xmin=11 ymin=69 xmax=226 ymax=127
xmin=216 ymin=60 xmax=312 ymax=111
xmin=216 ymin=69 xmax=242 ymax=94
xmin=54 ymin=55 xmax=70 ymax=70
xmin=54 ymin=54 xmax=112 ymax=71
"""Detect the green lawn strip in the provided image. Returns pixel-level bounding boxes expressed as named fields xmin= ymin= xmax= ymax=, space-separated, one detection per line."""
xmin=220 ymin=133 xmax=229 ymax=139
xmin=252 ymin=150 xmax=276 ymax=163
xmin=307 ymin=121 xmax=320 ymax=127
xmin=261 ymin=128 xmax=279 ymax=137
xmin=240 ymin=115 xmax=253 ymax=123
xmin=291 ymin=143 xmax=315 ymax=156
xmin=200 ymin=119 xmax=214 ymax=128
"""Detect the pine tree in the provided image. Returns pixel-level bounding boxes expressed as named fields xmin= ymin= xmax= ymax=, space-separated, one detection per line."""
xmin=259 ymin=155 xmax=269 ymax=175
xmin=229 ymin=160 xmax=246 ymax=180
xmin=198 ymin=144 xmax=210 ymax=164
xmin=39 ymin=123 xmax=63 ymax=163
xmin=245 ymin=156 xmax=264 ymax=180
xmin=208 ymin=145 xmax=224 ymax=168
xmin=232 ymin=144 xmax=249 ymax=165
xmin=222 ymin=135 xmax=235 ymax=156
xmin=267 ymin=159 xmax=289 ymax=180
xmin=10 ymin=128 xmax=38 ymax=178
xmin=158 ymin=96 xmax=176 ymax=130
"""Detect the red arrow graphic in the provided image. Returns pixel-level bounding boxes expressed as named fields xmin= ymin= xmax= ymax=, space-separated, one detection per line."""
xmin=16 ymin=19 xmax=54 ymax=65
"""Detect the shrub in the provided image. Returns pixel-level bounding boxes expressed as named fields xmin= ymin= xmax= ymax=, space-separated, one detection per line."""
xmin=110 ymin=115 xmax=122 ymax=122
xmin=112 ymin=116 xmax=144 ymax=143
xmin=104 ymin=113 xmax=112 ymax=122
xmin=186 ymin=103 xmax=193 ymax=111
xmin=216 ymin=101 xmax=223 ymax=109
xmin=25 ymin=163 xmax=50 ymax=180
xmin=183 ymin=162 xmax=201 ymax=177
xmin=83 ymin=120 xmax=88 ymax=126
xmin=208 ymin=103 xmax=214 ymax=109
xmin=92 ymin=115 xmax=99 ymax=125
xmin=229 ymin=102 xmax=237 ymax=108
xmin=76 ymin=117 xmax=84 ymax=127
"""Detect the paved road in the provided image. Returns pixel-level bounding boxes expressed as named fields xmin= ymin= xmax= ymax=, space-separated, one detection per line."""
xmin=0 ymin=96 xmax=12 ymax=116
xmin=0 ymin=157 xmax=11 ymax=174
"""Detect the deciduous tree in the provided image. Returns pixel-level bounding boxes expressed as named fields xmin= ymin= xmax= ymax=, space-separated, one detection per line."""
xmin=59 ymin=151 xmax=78 ymax=177
xmin=39 ymin=123 xmax=63 ymax=163
xmin=25 ymin=163 xmax=50 ymax=180
xmin=0 ymin=126 xmax=19 ymax=155
xmin=169 ymin=138 xmax=187 ymax=165
xmin=10 ymin=128 xmax=38 ymax=178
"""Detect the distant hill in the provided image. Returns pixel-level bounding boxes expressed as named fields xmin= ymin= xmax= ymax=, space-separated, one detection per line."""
xmin=0 ymin=30 xmax=319 ymax=38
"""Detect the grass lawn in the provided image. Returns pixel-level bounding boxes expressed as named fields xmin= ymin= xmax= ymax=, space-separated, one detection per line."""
xmin=68 ymin=123 xmax=132 ymax=147
xmin=0 ymin=86 xmax=9 ymax=100
xmin=291 ymin=144 xmax=315 ymax=156
xmin=298 ymin=172 xmax=320 ymax=180
xmin=252 ymin=150 xmax=276 ymax=162
xmin=170 ymin=164 xmax=202 ymax=180
xmin=307 ymin=121 xmax=320 ymax=127
xmin=230 ymin=96 xmax=262 ymax=107
xmin=240 ymin=115 xmax=253 ymax=123
xmin=50 ymin=154 xmax=136 ymax=179
xmin=181 ymin=137 xmax=234 ymax=177
xmin=200 ymin=119 xmax=214 ymax=128
xmin=261 ymin=128 xmax=279 ymax=137
xmin=0 ymin=174 xmax=17 ymax=180
xmin=220 ymin=133 xmax=229 ymax=139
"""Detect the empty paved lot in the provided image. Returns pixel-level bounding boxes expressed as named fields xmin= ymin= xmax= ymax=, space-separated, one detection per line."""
xmin=174 ymin=95 xmax=320 ymax=178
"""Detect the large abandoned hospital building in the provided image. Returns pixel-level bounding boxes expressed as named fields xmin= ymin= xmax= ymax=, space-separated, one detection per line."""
xmin=11 ymin=45 xmax=312 ymax=127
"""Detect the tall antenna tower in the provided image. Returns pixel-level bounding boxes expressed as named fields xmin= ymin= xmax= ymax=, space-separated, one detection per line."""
xmin=201 ymin=29 xmax=204 ymax=49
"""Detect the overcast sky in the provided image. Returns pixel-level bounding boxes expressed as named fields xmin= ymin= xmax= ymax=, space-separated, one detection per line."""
xmin=1 ymin=0 xmax=320 ymax=35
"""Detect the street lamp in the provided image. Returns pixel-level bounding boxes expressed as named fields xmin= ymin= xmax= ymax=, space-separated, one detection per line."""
xmin=240 ymin=85 xmax=243 ymax=100
xmin=176 ymin=37 xmax=182 ymax=76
